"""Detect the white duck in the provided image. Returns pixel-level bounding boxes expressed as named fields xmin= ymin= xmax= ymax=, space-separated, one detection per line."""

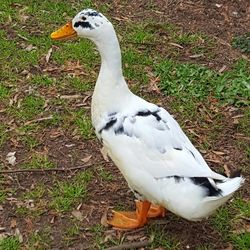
xmin=51 ymin=9 xmax=244 ymax=229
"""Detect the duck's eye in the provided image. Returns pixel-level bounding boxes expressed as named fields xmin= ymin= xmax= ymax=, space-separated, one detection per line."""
xmin=81 ymin=16 xmax=86 ymax=21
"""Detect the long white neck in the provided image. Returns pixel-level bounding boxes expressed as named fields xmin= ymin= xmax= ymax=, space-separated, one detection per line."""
xmin=91 ymin=25 xmax=131 ymax=127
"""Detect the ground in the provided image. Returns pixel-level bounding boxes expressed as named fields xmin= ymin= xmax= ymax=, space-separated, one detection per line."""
xmin=0 ymin=0 xmax=249 ymax=249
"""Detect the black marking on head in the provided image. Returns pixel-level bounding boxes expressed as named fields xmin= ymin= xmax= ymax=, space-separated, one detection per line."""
xmin=86 ymin=11 xmax=102 ymax=17
xmin=81 ymin=16 xmax=86 ymax=21
xmin=74 ymin=21 xmax=94 ymax=30
xmin=136 ymin=110 xmax=161 ymax=121
xmin=190 ymin=177 xmax=222 ymax=196
xmin=174 ymin=147 xmax=182 ymax=151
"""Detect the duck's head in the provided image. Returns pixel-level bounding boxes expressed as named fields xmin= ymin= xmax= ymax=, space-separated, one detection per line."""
xmin=51 ymin=9 xmax=112 ymax=41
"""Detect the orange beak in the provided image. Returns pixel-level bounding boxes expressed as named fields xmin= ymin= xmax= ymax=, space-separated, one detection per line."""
xmin=50 ymin=21 xmax=77 ymax=40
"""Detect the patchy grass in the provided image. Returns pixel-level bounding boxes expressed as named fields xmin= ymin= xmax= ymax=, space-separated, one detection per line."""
xmin=22 ymin=154 xmax=55 ymax=169
xmin=211 ymin=197 xmax=250 ymax=248
xmin=0 ymin=124 xmax=7 ymax=147
xmin=63 ymin=222 xmax=81 ymax=246
xmin=231 ymin=232 xmax=250 ymax=250
xmin=69 ymin=77 xmax=93 ymax=92
xmin=232 ymin=33 xmax=250 ymax=54
xmin=26 ymin=227 xmax=52 ymax=249
xmin=156 ymin=58 xmax=250 ymax=106
xmin=31 ymin=74 xmax=54 ymax=86
xmin=0 ymin=236 xmax=20 ymax=250
xmin=21 ymin=135 xmax=40 ymax=150
xmin=50 ymin=170 xmax=93 ymax=212
xmin=23 ymin=184 xmax=46 ymax=200
xmin=74 ymin=110 xmax=95 ymax=139
xmin=97 ymin=166 xmax=113 ymax=182
xmin=148 ymin=224 xmax=180 ymax=249
xmin=14 ymin=95 xmax=45 ymax=121
xmin=0 ymin=84 xmax=10 ymax=100
xmin=0 ymin=190 xmax=7 ymax=203
xmin=90 ymin=224 xmax=106 ymax=248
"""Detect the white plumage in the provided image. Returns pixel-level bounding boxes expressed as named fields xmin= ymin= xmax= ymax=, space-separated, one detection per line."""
xmin=51 ymin=9 xmax=244 ymax=226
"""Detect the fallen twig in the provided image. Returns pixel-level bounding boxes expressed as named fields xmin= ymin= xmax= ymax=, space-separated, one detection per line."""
xmin=240 ymin=216 xmax=250 ymax=222
xmin=0 ymin=163 xmax=101 ymax=174
xmin=105 ymin=239 xmax=152 ymax=250
xmin=24 ymin=115 xmax=54 ymax=126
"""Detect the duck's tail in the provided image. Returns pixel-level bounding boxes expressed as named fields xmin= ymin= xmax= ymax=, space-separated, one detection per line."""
xmin=218 ymin=176 xmax=245 ymax=197
xmin=205 ymin=176 xmax=244 ymax=203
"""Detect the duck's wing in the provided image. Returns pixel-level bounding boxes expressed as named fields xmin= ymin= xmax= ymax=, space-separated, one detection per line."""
xmin=98 ymin=104 xmax=225 ymax=181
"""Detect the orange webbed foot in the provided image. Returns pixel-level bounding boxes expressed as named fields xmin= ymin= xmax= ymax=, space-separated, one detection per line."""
xmin=107 ymin=201 xmax=151 ymax=229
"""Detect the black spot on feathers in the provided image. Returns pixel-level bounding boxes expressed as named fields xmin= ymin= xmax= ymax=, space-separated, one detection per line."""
xmin=74 ymin=21 xmax=94 ymax=30
xmin=99 ymin=118 xmax=117 ymax=133
xmin=189 ymin=149 xmax=196 ymax=159
xmin=136 ymin=110 xmax=161 ymax=121
xmin=190 ymin=177 xmax=222 ymax=196
xmin=174 ymin=147 xmax=182 ymax=151
xmin=115 ymin=125 xmax=124 ymax=134
xmin=155 ymin=176 xmax=222 ymax=197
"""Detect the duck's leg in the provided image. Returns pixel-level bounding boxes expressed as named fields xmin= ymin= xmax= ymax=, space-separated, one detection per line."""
xmin=136 ymin=201 xmax=166 ymax=218
xmin=107 ymin=201 xmax=151 ymax=229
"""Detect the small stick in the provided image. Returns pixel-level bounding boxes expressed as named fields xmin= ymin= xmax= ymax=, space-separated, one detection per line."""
xmin=240 ymin=216 xmax=250 ymax=222
xmin=24 ymin=115 xmax=54 ymax=126
xmin=105 ymin=239 xmax=152 ymax=250
xmin=0 ymin=163 xmax=99 ymax=174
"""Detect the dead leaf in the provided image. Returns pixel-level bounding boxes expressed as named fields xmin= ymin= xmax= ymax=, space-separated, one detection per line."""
xmin=222 ymin=243 xmax=233 ymax=250
xmin=223 ymin=164 xmax=231 ymax=177
xmin=24 ymin=218 xmax=33 ymax=232
xmin=62 ymin=60 xmax=88 ymax=77
xmin=168 ymin=42 xmax=184 ymax=49
xmin=45 ymin=47 xmax=53 ymax=63
xmin=50 ymin=216 xmax=56 ymax=224
xmin=25 ymin=44 xmax=37 ymax=51
xmin=127 ymin=235 xmax=142 ymax=241
xmin=14 ymin=228 xmax=23 ymax=243
xmin=101 ymin=234 xmax=113 ymax=243
xmin=17 ymin=34 xmax=28 ymax=41
xmin=81 ymin=155 xmax=92 ymax=163
xmin=189 ymin=54 xmax=204 ymax=58
xmin=0 ymin=232 xmax=9 ymax=241
xmin=10 ymin=219 xmax=17 ymax=229
xmin=147 ymin=75 xmax=161 ymax=94
xmin=212 ymin=150 xmax=226 ymax=156
xmin=6 ymin=152 xmax=16 ymax=166
xmin=72 ymin=210 xmax=83 ymax=221
xmin=100 ymin=147 xmax=109 ymax=162
xmin=219 ymin=65 xmax=227 ymax=73
xmin=60 ymin=94 xmax=82 ymax=100
xmin=77 ymin=203 xmax=82 ymax=210
xmin=100 ymin=207 xmax=109 ymax=227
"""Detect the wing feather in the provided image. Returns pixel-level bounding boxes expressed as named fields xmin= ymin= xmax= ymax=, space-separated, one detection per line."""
xmin=99 ymin=104 xmax=225 ymax=181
